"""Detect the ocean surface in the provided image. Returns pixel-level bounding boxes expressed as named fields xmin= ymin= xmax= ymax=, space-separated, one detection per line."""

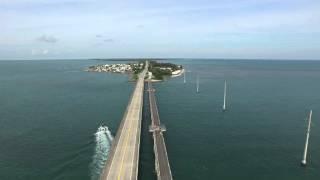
xmin=1 ymin=59 xmax=320 ymax=180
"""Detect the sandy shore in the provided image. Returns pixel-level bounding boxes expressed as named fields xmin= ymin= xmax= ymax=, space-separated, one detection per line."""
xmin=144 ymin=68 xmax=184 ymax=82
xmin=147 ymin=79 xmax=163 ymax=82
xmin=171 ymin=68 xmax=184 ymax=78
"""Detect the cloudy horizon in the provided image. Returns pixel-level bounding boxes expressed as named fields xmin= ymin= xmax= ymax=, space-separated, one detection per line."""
xmin=1 ymin=0 xmax=320 ymax=60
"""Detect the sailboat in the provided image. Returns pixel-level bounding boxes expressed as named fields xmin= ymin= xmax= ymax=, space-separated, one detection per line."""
xmin=301 ymin=110 xmax=313 ymax=166
xmin=183 ymin=69 xmax=186 ymax=84
xmin=222 ymin=80 xmax=227 ymax=111
xmin=196 ymin=75 xmax=199 ymax=93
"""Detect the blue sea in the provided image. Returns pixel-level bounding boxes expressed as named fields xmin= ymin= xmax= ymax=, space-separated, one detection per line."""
xmin=1 ymin=59 xmax=320 ymax=180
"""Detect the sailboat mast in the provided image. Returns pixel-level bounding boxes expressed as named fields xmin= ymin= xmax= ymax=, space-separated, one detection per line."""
xmin=301 ymin=110 xmax=312 ymax=166
xmin=223 ymin=80 xmax=226 ymax=111
xmin=196 ymin=75 xmax=199 ymax=93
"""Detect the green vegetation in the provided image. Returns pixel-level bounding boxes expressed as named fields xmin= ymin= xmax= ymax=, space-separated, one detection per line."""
xmin=149 ymin=61 xmax=182 ymax=80
xmin=132 ymin=73 xmax=138 ymax=81
xmin=131 ymin=60 xmax=146 ymax=74
xmin=130 ymin=60 xmax=146 ymax=81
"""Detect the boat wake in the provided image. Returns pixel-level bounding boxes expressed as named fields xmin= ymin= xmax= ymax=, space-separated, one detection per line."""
xmin=90 ymin=125 xmax=113 ymax=180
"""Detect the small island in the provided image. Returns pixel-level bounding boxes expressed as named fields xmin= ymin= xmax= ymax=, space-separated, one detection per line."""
xmin=86 ymin=60 xmax=183 ymax=81
xmin=147 ymin=61 xmax=184 ymax=81
xmin=87 ymin=61 xmax=145 ymax=74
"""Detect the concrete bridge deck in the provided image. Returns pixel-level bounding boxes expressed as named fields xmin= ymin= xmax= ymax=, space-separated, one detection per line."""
xmin=100 ymin=62 xmax=148 ymax=180
xmin=148 ymin=81 xmax=173 ymax=180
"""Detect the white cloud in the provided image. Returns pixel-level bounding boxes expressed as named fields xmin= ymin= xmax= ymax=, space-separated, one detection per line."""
xmin=103 ymin=38 xmax=114 ymax=43
xmin=1 ymin=0 xmax=319 ymax=59
xmin=1 ymin=0 xmax=94 ymax=5
xmin=37 ymin=35 xmax=58 ymax=43
xmin=42 ymin=49 xmax=48 ymax=54
xmin=31 ymin=48 xmax=49 ymax=55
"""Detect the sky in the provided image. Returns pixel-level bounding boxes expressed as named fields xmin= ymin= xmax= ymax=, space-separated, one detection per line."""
xmin=1 ymin=0 xmax=320 ymax=60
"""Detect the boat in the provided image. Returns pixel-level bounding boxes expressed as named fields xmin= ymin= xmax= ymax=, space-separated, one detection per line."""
xmin=301 ymin=110 xmax=313 ymax=166
xmin=196 ymin=75 xmax=199 ymax=93
xmin=97 ymin=125 xmax=108 ymax=133
xmin=222 ymin=80 xmax=227 ymax=111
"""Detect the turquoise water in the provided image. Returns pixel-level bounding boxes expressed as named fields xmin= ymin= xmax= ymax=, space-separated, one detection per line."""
xmin=0 ymin=60 xmax=133 ymax=180
xmin=1 ymin=59 xmax=320 ymax=180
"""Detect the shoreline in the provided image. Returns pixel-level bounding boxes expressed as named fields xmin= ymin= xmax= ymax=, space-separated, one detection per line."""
xmin=145 ymin=68 xmax=185 ymax=82
xmin=146 ymin=79 xmax=163 ymax=82
xmin=86 ymin=62 xmax=184 ymax=83
xmin=171 ymin=68 xmax=185 ymax=78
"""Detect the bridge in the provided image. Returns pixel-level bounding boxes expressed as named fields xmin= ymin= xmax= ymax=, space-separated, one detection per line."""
xmin=148 ymin=81 xmax=173 ymax=180
xmin=100 ymin=62 xmax=148 ymax=180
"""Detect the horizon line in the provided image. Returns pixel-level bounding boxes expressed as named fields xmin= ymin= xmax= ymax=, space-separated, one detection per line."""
xmin=1 ymin=57 xmax=320 ymax=61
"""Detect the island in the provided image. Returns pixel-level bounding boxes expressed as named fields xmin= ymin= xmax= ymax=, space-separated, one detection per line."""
xmin=147 ymin=61 xmax=184 ymax=81
xmin=86 ymin=60 xmax=183 ymax=81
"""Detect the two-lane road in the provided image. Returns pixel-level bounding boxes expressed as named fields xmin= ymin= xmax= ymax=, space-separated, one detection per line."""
xmin=100 ymin=62 xmax=148 ymax=180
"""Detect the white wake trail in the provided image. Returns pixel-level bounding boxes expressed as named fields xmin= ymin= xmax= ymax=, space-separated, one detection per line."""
xmin=90 ymin=125 xmax=113 ymax=180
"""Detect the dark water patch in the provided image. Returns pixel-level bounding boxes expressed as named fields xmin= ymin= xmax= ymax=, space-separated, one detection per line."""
xmin=139 ymin=83 xmax=157 ymax=180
